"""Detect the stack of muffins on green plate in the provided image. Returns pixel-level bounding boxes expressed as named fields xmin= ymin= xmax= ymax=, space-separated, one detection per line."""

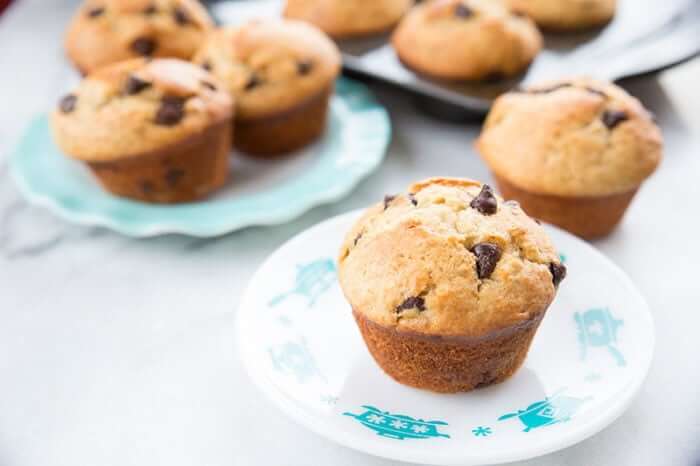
xmin=52 ymin=0 xmax=341 ymax=204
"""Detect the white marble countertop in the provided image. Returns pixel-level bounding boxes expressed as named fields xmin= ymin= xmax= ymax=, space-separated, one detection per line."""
xmin=1 ymin=1 xmax=700 ymax=465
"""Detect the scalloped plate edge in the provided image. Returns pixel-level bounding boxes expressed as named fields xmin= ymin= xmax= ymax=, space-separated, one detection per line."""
xmin=9 ymin=78 xmax=391 ymax=237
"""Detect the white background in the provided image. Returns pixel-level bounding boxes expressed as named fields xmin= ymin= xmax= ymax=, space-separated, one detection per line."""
xmin=1 ymin=1 xmax=699 ymax=465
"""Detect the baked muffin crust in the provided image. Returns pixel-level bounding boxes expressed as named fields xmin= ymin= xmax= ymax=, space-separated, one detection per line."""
xmin=338 ymin=178 xmax=564 ymax=337
xmin=193 ymin=20 xmax=341 ymax=121
xmin=65 ymin=0 xmax=213 ymax=74
xmin=506 ymin=0 xmax=616 ymax=31
xmin=51 ymin=58 xmax=232 ymax=162
xmin=477 ymin=78 xmax=663 ymax=197
xmin=392 ymin=0 xmax=542 ymax=80
xmin=283 ymin=0 xmax=413 ymax=38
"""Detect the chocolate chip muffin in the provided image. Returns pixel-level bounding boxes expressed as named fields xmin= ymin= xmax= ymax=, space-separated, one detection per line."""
xmin=193 ymin=19 xmax=341 ymax=156
xmin=50 ymin=58 xmax=233 ymax=203
xmin=338 ymin=177 xmax=566 ymax=393
xmin=391 ymin=0 xmax=542 ymax=81
xmin=65 ymin=0 xmax=213 ymax=75
xmin=506 ymin=0 xmax=616 ymax=31
xmin=476 ymin=78 xmax=663 ymax=239
xmin=283 ymin=0 xmax=413 ymax=38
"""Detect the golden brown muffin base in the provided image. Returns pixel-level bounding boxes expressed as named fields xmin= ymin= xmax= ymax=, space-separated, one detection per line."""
xmin=87 ymin=120 xmax=231 ymax=204
xmin=234 ymin=87 xmax=332 ymax=157
xmin=494 ymin=175 xmax=637 ymax=240
xmin=353 ymin=310 xmax=544 ymax=393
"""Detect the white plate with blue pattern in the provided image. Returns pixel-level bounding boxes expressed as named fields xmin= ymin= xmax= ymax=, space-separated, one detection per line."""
xmin=9 ymin=78 xmax=390 ymax=237
xmin=237 ymin=210 xmax=654 ymax=465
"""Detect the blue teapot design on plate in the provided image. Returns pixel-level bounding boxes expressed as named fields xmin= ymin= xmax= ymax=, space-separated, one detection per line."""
xmin=269 ymin=338 xmax=325 ymax=384
xmin=497 ymin=390 xmax=591 ymax=432
xmin=344 ymin=406 xmax=450 ymax=440
xmin=575 ymin=307 xmax=625 ymax=366
xmin=269 ymin=258 xmax=336 ymax=308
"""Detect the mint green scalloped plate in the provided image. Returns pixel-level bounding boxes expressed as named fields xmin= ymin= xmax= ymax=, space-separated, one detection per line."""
xmin=9 ymin=78 xmax=390 ymax=237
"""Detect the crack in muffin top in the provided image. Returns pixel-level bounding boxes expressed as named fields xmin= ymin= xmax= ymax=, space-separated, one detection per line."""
xmin=338 ymin=177 xmax=564 ymax=337
xmin=193 ymin=19 xmax=341 ymax=120
xmin=476 ymin=77 xmax=663 ymax=197
xmin=51 ymin=58 xmax=232 ymax=162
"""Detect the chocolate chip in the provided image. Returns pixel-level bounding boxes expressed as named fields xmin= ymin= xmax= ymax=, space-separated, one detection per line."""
xmin=396 ymin=296 xmax=426 ymax=313
xmin=470 ymin=185 xmax=497 ymax=215
xmin=131 ymin=37 xmax=156 ymax=56
xmin=245 ymin=73 xmax=263 ymax=91
xmin=87 ymin=6 xmax=105 ymax=18
xmin=383 ymin=195 xmax=396 ymax=210
xmin=454 ymin=3 xmax=474 ymax=18
xmin=144 ymin=4 xmax=157 ymax=15
xmin=602 ymin=110 xmax=628 ymax=129
xmin=353 ymin=233 xmax=362 ymax=246
xmin=512 ymin=9 xmax=527 ymax=18
xmin=59 ymin=94 xmax=77 ymax=113
xmin=471 ymin=243 xmax=502 ymax=279
xmin=297 ymin=59 xmax=313 ymax=76
xmin=165 ymin=168 xmax=185 ymax=186
xmin=173 ymin=7 xmax=190 ymax=25
xmin=201 ymin=81 xmax=217 ymax=91
xmin=140 ymin=180 xmax=154 ymax=195
xmin=155 ymin=96 xmax=185 ymax=126
xmin=408 ymin=193 xmax=418 ymax=206
xmin=585 ymin=86 xmax=607 ymax=98
xmin=201 ymin=61 xmax=212 ymax=72
xmin=550 ymin=262 xmax=567 ymax=287
xmin=123 ymin=75 xmax=151 ymax=95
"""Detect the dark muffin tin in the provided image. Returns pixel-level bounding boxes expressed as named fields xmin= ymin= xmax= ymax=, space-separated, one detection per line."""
xmin=208 ymin=0 xmax=700 ymax=118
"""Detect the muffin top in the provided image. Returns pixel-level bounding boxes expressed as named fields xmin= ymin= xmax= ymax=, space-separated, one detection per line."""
xmin=193 ymin=20 xmax=341 ymax=120
xmin=391 ymin=0 xmax=542 ymax=80
xmin=51 ymin=58 xmax=233 ymax=162
xmin=338 ymin=178 xmax=565 ymax=337
xmin=476 ymin=78 xmax=663 ymax=197
xmin=506 ymin=0 xmax=616 ymax=31
xmin=283 ymin=0 xmax=413 ymax=38
xmin=65 ymin=0 xmax=213 ymax=74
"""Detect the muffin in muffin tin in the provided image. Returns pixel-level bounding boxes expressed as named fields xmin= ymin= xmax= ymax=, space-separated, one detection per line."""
xmin=194 ymin=19 xmax=341 ymax=156
xmin=51 ymin=58 xmax=233 ymax=203
xmin=65 ymin=0 xmax=213 ymax=75
xmin=283 ymin=0 xmax=413 ymax=38
xmin=392 ymin=0 xmax=542 ymax=81
xmin=506 ymin=0 xmax=617 ymax=32
xmin=338 ymin=177 xmax=566 ymax=393
xmin=476 ymin=78 xmax=663 ymax=239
